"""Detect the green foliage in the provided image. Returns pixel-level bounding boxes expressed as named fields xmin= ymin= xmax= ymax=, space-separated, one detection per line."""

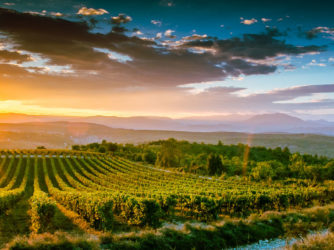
xmin=207 ymin=154 xmax=224 ymax=176
xmin=251 ymin=161 xmax=275 ymax=181
xmin=155 ymin=138 xmax=181 ymax=168
xmin=50 ymin=191 xmax=114 ymax=230
xmin=73 ymin=138 xmax=332 ymax=181
xmin=30 ymin=191 xmax=56 ymax=233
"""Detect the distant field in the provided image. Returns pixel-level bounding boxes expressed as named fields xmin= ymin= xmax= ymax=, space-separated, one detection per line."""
xmin=0 ymin=122 xmax=333 ymax=157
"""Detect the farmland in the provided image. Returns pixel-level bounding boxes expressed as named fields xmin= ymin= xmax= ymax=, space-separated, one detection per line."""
xmin=1 ymin=149 xmax=334 ymax=249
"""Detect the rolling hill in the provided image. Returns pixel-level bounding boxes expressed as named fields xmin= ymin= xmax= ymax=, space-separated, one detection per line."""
xmin=0 ymin=121 xmax=333 ymax=157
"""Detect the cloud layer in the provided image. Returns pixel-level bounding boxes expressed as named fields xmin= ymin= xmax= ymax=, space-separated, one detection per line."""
xmin=0 ymin=7 xmax=332 ymax=118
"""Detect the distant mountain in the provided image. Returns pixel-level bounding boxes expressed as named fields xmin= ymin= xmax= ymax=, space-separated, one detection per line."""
xmin=0 ymin=112 xmax=334 ymax=135
xmin=0 ymin=121 xmax=334 ymax=157
xmin=0 ymin=113 xmax=73 ymax=123
xmin=245 ymin=113 xmax=304 ymax=126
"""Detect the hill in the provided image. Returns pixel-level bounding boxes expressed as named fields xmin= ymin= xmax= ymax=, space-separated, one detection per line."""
xmin=0 ymin=121 xmax=333 ymax=157
xmin=1 ymin=112 xmax=334 ymax=135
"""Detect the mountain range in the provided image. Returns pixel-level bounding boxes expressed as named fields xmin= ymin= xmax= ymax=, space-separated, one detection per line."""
xmin=0 ymin=112 xmax=333 ymax=135
xmin=0 ymin=112 xmax=333 ymax=156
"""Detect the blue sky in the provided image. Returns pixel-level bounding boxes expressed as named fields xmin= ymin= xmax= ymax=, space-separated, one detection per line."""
xmin=0 ymin=0 xmax=333 ymax=120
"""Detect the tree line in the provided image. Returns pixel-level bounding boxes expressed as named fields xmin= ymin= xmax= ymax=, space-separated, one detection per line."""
xmin=72 ymin=138 xmax=334 ymax=181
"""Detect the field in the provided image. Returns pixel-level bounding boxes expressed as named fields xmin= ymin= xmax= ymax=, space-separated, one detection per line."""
xmin=1 ymin=149 xmax=334 ymax=249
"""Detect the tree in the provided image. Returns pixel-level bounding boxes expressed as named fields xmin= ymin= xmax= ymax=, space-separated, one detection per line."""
xmin=107 ymin=143 xmax=118 ymax=153
xmin=289 ymin=153 xmax=306 ymax=178
xmin=72 ymin=145 xmax=80 ymax=150
xmin=98 ymin=146 xmax=106 ymax=153
xmin=207 ymin=154 xmax=224 ymax=176
xmin=251 ymin=162 xmax=275 ymax=181
xmin=155 ymin=138 xmax=180 ymax=168
xmin=142 ymin=150 xmax=156 ymax=164
xmin=325 ymin=161 xmax=334 ymax=179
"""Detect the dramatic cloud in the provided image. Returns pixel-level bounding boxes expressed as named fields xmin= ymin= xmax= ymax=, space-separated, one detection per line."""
xmin=0 ymin=7 xmax=327 ymax=115
xmin=77 ymin=7 xmax=108 ymax=16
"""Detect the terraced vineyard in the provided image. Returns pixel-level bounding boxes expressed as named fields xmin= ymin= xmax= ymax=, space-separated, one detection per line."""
xmin=1 ymin=150 xmax=334 ymax=248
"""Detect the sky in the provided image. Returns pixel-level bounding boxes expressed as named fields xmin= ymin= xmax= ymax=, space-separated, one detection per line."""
xmin=0 ymin=0 xmax=334 ymax=120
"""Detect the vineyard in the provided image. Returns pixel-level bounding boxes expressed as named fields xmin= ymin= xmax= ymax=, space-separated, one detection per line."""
xmin=1 ymin=150 xmax=334 ymax=248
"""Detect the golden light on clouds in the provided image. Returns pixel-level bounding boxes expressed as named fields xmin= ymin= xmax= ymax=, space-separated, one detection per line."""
xmin=0 ymin=100 xmax=225 ymax=118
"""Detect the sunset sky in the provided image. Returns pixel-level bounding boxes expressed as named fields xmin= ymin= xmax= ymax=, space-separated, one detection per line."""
xmin=0 ymin=0 xmax=334 ymax=120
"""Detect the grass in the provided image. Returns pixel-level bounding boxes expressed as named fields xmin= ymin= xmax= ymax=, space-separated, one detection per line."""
xmin=289 ymin=232 xmax=334 ymax=249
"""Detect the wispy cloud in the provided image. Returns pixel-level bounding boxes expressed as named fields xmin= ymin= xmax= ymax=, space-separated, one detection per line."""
xmin=151 ymin=20 xmax=162 ymax=26
xmin=261 ymin=18 xmax=271 ymax=22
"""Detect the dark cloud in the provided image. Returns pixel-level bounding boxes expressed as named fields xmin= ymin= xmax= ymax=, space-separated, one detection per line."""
xmin=0 ymin=50 xmax=32 ymax=63
xmin=0 ymin=8 xmax=325 ymax=91
xmin=303 ymin=26 xmax=334 ymax=40
xmin=180 ymin=28 xmax=325 ymax=60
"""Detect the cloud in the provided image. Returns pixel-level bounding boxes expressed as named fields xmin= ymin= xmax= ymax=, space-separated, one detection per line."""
xmin=180 ymin=28 xmax=324 ymax=61
xmin=160 ymin=0 xmax=175 ymax=7
xmin=93 ymin=48 xmax=132 ymax=64
xmin=164 ymin=29 xmax=176 ymax=38
xmin=304 ymin=26 xmax=334 ymax=40
xmin=151 ymin=20 xmax=162 ymax=26
xmin=3 ymin=3 xmax=14 ymax=6
xmin=240 ymin=17 xmax=258 ymax=25
xmin=261 ymin=18 xmax=271 ymax=22
xmin=25 ymin=10 xmax=47 ymax=16
xmin=50 ymin=12 xmax=63 ymax=17
xmin=308 ymin=59 xmax=326 ymax=67
xmin=0 ymin=8 xmax=325 ymax=95
xmin=0 ymin=49 xmax=32 ymax=63
xmin=77 ymin=7 xmax=108 ymax=16
xmin=133 ymin=30 xmax=143 ymax=35
xmin=111 ymin=14 xmax=132 ymax=25
xmin=182 ymin=34 xmax=208 ymax=41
